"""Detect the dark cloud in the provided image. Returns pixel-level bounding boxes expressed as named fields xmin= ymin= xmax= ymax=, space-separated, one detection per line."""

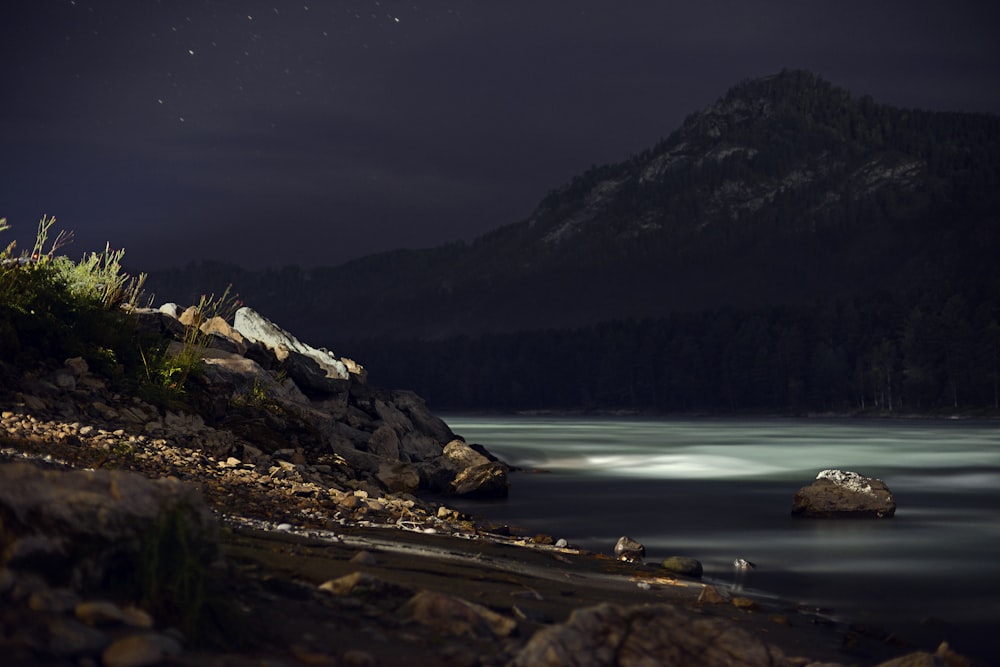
xmin=2 ymin=1 xmax=998 ymax=269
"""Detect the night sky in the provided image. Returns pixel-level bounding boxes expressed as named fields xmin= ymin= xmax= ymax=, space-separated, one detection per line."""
xmin=2 ymin=1 xmax=999 ymax=270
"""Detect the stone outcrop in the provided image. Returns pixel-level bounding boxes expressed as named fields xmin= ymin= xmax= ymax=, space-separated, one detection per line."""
xmin=233 ymin=306 xmax=352 ymax=392
xmin=791 ymin=469 xmax=896 ymax=518
xmin=122 ymin=304 xmax=508 ymax=499
xmin=508 ymin=602 xmax=799 ymax=667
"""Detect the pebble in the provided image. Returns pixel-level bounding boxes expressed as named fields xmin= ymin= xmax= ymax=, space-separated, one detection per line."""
xmin=75 ymin=600 xmax=125 ymax=626
xmin=102 ymin=632 xmax=183 ymax=667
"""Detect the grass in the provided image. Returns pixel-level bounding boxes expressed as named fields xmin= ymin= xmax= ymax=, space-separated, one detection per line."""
xmin=0 ymin=215 xmax=225 ymax=410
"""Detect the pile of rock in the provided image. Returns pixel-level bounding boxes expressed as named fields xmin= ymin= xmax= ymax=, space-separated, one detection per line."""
xmin=8 ymin=304 xmax=509 ymax=502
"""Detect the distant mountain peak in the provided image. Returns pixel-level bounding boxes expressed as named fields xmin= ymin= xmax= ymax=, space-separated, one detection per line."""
xmin=146 ymin=70 xmax=1000 ymax=340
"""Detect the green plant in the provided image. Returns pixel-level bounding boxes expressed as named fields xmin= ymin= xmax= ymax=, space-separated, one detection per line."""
xmin=136 ymin=285 xmax=240 ymax=407
xmin=132 ymin=502 xmax=233 ymax=644
xmin=54 ymin=243 xmax=148 ymax=309
xmin=0 ymin=216 xmax=148 ymax=370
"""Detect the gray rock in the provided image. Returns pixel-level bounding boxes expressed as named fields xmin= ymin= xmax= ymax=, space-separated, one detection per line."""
xmin=376 ymin=462 xmax=421 ymax=494
xmin=374 ymin=399 xmax=414 ymax=435
xmin=509 ymin=602 xmax=799 ymax=667
xmin=792 ymin=469 xmax=896 ymax=518
xmin=400 ymin=432 xmax=446 ymax=462
xmin=442 ymin=439 xmax=490 ymax=470
xmin=613 ymin=536 xmax=645 ymax=563
xmin=234 ymin=306 xmax=350 ymax=392
xmin=391 ymin=390 xmax=455 ymax=444
xmin=367 ymin=424 xmax=400 ymax=460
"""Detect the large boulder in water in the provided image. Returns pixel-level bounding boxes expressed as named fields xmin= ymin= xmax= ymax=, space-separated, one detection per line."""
xmin=791 ymin=469 xmax=896 ymax=518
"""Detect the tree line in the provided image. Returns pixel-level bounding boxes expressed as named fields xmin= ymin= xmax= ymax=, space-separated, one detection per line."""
xmin=343 ymin=286 xmax=1000 ymax=415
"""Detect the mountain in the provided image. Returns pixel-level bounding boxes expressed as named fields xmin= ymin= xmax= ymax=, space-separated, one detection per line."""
xmin=145 ymin=71 xmax=1000 ymax=414
xmin=147 ymin=70 xmax=1000 ymax=344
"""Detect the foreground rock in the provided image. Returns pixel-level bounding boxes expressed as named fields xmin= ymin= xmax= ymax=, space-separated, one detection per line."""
xmin=791 ymin=469 xmax=896 ymax=518
xmin=0 ymin=463 xmax=217 ymax=665
xmin=0 ymin=462 xmax=217 ymax=589
xmin=509 ymin=602 xmax=798 ymax=667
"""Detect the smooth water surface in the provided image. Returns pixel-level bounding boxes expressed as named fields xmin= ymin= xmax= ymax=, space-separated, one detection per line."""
xmin=443 ymin=416 xmax=1000 ymax=657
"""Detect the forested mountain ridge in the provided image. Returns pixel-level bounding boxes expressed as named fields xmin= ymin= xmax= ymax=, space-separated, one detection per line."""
xmin=145 ymin=70 xmax=1000 ymax=413
xmin=148 ymin=70 xmax=999 ymax=342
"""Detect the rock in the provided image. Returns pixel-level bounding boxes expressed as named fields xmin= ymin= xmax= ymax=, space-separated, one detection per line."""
xmin=75 ymin=600 xmax=126 ymax=626
xmin=442 ymin=439 xmax=490 ymax=470
xmin=349 ymin=551 xmax=377 ymax=566
xmin=374 ymin=399 xmax=414 ymax=435
xmin=318 ymin=572 xmax=410 ymax=597
xmin=660 ymin=556 xmax=703 ymax=578
xmin=870 ymin=642 xmax=975 ymax=667
xmin=613 ymin=536 xmax=645 ymax=563
xmin=391 ymin=390 xmax=455 ymax=444
xmin=509 ymin=602 xmax=798 ymax=667
xmin=233 ymin=306 xmax=350 ymax=393
xmin=450 ymin=461 xmax=509 ymax=498
xmin=791 ymin=469 xmax=896 ymax=518
xmin=367 ymin=424 xmax=401 ymax=460
xmin=399 ymin=432 xmax=446 ymax=462
xmin=27 ymin=588 xmax=81 ymax=614
xmin=102 ymin=632 xmax=183 ymax=667
xmin=697 ymin=585 xmax=732 ymax=605
xmin=341 ymin=649 xmax=378 ymax=667
xmin=45 ymin=617 xmax=111 ymax=657
xmin=400 ymin=590 xmax=517 ymax=639
xmin=376 ymin=461 xmax=421 ymax=494
xmin=416 ymin=456 xmax=461 ymax=493
xmin=64 ymin=356 xmax=89 ymax=376
xmin=0 ymin=462 xmax=217 ymax=591
xmin=199 ymin=315 xmax=246 ymax=351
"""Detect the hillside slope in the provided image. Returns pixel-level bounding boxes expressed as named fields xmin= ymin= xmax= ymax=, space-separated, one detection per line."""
xmin=147 ymin=70 xmax=1000 ymax=343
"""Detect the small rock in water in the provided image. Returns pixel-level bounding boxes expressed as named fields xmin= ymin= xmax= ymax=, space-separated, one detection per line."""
xmin=660 ymin=556 xmax=703 ymax=578
xmin=275 ymin=523 xmax=293 ymax=531
xmin=733 ymin=558 xmax=756 ymax=570
xmin=613 ymin=536 xmax=645 ymax=563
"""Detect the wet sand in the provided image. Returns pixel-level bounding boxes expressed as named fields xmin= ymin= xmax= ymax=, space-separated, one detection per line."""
xmin=211 ymin=520 xmax=924 ymax=666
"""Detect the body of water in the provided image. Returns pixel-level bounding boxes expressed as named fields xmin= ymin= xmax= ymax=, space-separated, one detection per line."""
xmin=443 ymin=415 xmax=1000 ymax=660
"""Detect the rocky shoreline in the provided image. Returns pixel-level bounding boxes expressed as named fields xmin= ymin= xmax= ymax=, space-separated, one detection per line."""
xmin=0 ymin=305 xmax=980 ymax=666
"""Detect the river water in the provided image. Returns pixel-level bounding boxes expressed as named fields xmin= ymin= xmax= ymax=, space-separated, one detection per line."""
xmin=442 ymin=415 xmax=1000 ymax=660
